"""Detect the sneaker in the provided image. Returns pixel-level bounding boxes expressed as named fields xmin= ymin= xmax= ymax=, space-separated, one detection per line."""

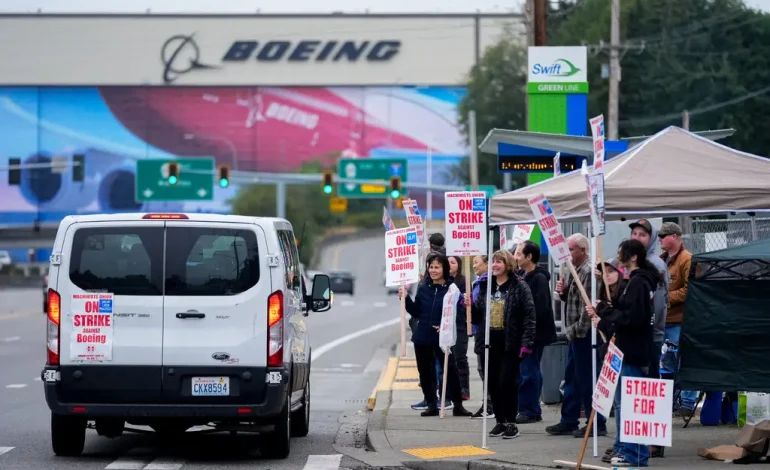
xmin=440 ymin=400 xmax=454 ymax=411
xmin=453 ymin=405 xmax=473 ymax=417
xmin=545 ymin=422 xmax=578 ymax=436
xmin=411 ymin=400 xmax=428 ymax=411
xmin=502 ymin=423 xmax=520 ymax=439
xmin=421 ymin=406 xmax=439 ymax=417
xmin=471 ymin=406 xmax=495 ymax=419
xmin=572 ymin=425 xmax=607 ymax=438
xmin=489 ymin=423 xmax=506 ymax=437
xmin=610 ymin=455 xmax=634 ymax=467
xmin=601 ymin=451 xmax=620 ymax=464
xmin=461 ymin=392 xmax=471 ymax=401
xmin=515 ymin=414 xmax=541 ymax=424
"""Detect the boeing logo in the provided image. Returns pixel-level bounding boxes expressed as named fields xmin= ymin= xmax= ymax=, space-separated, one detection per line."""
xmin=160 ymin=34 xmax=401 ymax=83
xmin=160 ymin=34 xmax=219 ymax=84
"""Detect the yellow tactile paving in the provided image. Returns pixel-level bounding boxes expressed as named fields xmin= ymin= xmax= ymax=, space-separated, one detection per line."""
xmin=391 ymin=381 xmax=421 ymax=390
xmin=394 ymin=366 xmax=420 ymax=381
xmin=402 ymin=445 xmax=495 ymax=459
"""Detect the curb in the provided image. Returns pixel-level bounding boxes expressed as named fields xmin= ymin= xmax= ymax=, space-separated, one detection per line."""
xmin=402 ymin=459 xmax=558 ymax=470
xmin=368 ymin=356 xmax=399 ymax=410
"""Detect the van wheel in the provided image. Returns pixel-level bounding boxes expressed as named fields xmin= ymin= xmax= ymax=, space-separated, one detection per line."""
xmin=290 ymin=378 xmax=310 ymax=437
xmin=261 ymin=393 xmax=291 ymax=459
xmin=51 ymin=413 xmax=86 ymax=457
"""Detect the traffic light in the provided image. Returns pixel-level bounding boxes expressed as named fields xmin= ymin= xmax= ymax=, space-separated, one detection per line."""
xmin=167 ymin=161 xmax=179 ymax=185
xmin=321 ymin=170 xmax=334 ymax=195
xmin=8 ymin=158 xmax=20 ymax=186
xmin=389 ymin=176 xmax=401 ymax=199
xmin=72 ymin=154 xmax=85 ymax=182
xmin=217 ymin=164 xmax=230 ymax=188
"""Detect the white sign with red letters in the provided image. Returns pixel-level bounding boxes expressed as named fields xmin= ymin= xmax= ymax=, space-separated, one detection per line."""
xmin=402 ymin=198 xmax=425 ymax=249
xmin=385 ymin=226 xmax=420 ymax=287
xmin=70 ymin=293 xmax=114 ymax=361
xmin=620 ymin=377 xmax=674 ymax=447
xmin=444 ymin=191 xmax=488 ymax=256
xmin=590 ymin=114 xmax=606 ymax=173
xmin=592 ymin=342 xmax=624 ymax=418
xmin=511 ymin=224 xmax=535 ymax=244
xmin=527 ymin=194 xmax=570 ymax=264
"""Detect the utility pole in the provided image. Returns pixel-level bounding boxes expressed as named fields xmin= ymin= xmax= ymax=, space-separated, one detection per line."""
xmin=682 ymin=109 xmax=690 ymax=130
xmin=469 ymin=111 xmax=479 ymax=191
xmin=534 ymin=0 xmax=547 ymax=47
xmin=607 ymin=0 xmax=621 ymax=140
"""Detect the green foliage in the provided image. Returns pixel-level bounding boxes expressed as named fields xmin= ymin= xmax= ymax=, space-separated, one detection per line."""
xmin=548 ymin=0 xmax=770 ymax=157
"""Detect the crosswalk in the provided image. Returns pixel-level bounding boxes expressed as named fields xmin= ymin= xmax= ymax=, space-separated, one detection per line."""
xmin=0 ymin=446 xmax=345 ymax=469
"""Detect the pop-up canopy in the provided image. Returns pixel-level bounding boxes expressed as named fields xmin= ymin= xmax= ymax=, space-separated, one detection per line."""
xmin=488 ymin=126 xmax=770 ymax=226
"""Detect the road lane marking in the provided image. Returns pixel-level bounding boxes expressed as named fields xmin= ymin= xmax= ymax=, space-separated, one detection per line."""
xmin=312 ymin=317 xmax=399 ymax=363
xmin=105 ymin=456 xmax=149 ymax=469
xmin=3 ymin=336 xmax=20 ymax=342
xmin=144 ymin=460 xmax=184 ymax=470
xmin=5 ymin=384 xmax=27 ymax=389
xmin=34 ymin=377 xmax=41 ymax=381
xmin=302 ymin=454 xmax=342 ymax=470
xmin=340 ymin=300 xmax=355 ymax=307
xmin=331 ymin=246 xmax=341 ymax=269
xmin=0 ymin=447 xmax=13 ymax=456
xmin=373 ymin=301 xmax=388 ymax=308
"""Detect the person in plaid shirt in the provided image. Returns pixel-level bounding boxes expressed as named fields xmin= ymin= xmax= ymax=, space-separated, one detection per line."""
xmin=545 ymin=233 xmax=608 ymax=437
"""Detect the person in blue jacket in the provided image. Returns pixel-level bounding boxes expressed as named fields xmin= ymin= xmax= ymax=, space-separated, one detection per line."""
xmin=399 ymin=252 xmax=473 ymax=418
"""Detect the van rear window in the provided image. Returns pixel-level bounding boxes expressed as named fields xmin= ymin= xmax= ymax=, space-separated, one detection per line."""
xmin=164 ymin=227 xmax=259 ymax=296
xmin=69 ymin=227 xmax=164 ymax=296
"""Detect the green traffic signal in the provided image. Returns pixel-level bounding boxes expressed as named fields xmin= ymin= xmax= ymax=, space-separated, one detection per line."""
xmin=323 ymin=185 xmax=333 ymax=195
xmin=168 ymin=175 xmax=178 ymax=185
xmin=219 ymin=178 xmax=229 ymax=188
xmin=390 ymin=189 xmax=400 ymax=199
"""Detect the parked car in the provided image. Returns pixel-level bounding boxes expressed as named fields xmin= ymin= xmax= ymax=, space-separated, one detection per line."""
xmin=41 ymin=212 xmax=332 ymax=459
xmin=384 ymin=268 xmax=400 ymax=295
xmin=0 ymin=250 xmax=12 ymax=268
xmin=329 ymin=270 xmax=355 ymax=295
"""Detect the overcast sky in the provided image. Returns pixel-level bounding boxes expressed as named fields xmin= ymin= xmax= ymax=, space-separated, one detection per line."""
xmin=1 ymin=0 xmax=767 ymax=14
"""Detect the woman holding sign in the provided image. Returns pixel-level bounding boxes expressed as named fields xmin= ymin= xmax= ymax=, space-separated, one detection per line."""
xmin=586 ymin=240 xmax=659 ymax=467
xmin=468 ymin=250 xmax=536 ymax=440
xmin=399 ymin=253 xmax=473 ymax=418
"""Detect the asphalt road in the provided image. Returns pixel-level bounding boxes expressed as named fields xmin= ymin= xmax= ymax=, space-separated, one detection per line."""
xmin=0 ymin=234 xmax=401 ymax=470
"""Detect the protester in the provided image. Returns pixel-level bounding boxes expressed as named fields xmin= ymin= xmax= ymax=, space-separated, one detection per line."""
xmin=470 ymin=255 xmax=494 ymax=419
xmin=587 ymin=239 xmax=660 ymax=467
xmin=628 ymin=219 xmax=670 ymax=380
xmin=468 ymin=250 xmax=536 ymax=439
xmin=546 ymin=233 xmax=608 ymax=437
xmin=659 ymin=221 xmax=696 ymax=413
xmin=400 ymin=252 xmax=472 ymax=418
xmin=593 ymin=258 xmax=628 ymax=361
xmin=512 ymin=241 xmax=557 ymax=424
xmin=447 ymin=255 xmax=470 ymax=400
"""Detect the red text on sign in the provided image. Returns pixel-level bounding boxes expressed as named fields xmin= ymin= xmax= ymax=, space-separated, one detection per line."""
xmin=73 ymin=314 xmax=111 ymax=327
xmin=624 ymin=421 xmax=668 ymax=439
xmin=387 ymin=245 xmax=417 ymax=258
xmin=451 ymin=230 xmax=481 ymax=240
xmin=447 ymin=212 xmax=484 ymax=224
xmin=633 ymin=398 xmax=656 ymax=414
xmin=539 ymin=215 xmax=558 ymax=230
xmin=625 ymin=379 xmax=667 ymax=398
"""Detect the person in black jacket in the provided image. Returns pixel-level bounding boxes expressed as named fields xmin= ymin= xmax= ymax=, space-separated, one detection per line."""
xmin=512 ymin=240 xmax=557 ymax=424
xmin=400 ymin=252 xmax=473 ymax=418
xmin=586 ymin=239 xmax=658 ymax=468
xmin=468 ymin=250 xmax=536 ymax=440
xmin=594 ymin=258 xmax=628 ymax=362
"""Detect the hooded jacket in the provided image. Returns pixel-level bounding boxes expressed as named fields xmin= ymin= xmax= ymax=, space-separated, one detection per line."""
xmin=404 ymin=276 xmax=458 ymax=346
xmin=643 ymin=224 xmax=671 ymax=343
xmin=470 ymin=272 xmax=536 ymax=355
xmin=522 ymin=266 xmax=557 ymax=348
xmin=470 ymin=272 xmax=488 ymax=336
xmin=596 ymin=268 xmax=657 ymax=367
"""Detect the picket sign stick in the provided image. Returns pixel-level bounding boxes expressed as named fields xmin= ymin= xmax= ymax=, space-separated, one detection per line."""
xmin=596 ymin=237 xmax=612 ymax=302
xmin=400 ymin=293 xmax=407 ymax=358
xmin=464 ymin=257 xmax=472 ymax=334
xmin=565 ymin=260 xmax=608 ymax=344
xmin=575 ymin=336 xmax=617 ymax=470
xmin=553 ymin=460 xmax=611 ymax=470
xmin=440 ymin=349 xmax=450 ymax=418
xmin=481 ymin=229 xmax=494 ymax=449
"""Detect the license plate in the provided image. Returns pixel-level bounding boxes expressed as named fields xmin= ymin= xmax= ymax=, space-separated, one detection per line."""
xmin=192 ymin=377 xmax=230 ymax=396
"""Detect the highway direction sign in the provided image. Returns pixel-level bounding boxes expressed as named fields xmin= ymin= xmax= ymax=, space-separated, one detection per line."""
xmin=337 ymin=158 xmax=408 ymax=199
xmin=135 ymin=158 xmax=215 ymax=202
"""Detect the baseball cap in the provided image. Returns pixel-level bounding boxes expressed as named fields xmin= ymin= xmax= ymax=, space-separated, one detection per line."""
xmin=598 ymin=258 xmax=628 ymax=279
xmin=659 ymin=222 xmax=682 ymax=237
xmin=628 ymin=219 xmax=652 ymax=235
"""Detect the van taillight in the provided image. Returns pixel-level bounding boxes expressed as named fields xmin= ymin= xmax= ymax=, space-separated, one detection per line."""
xmin=267 ymin=291 xmax=283 ymax=367
xmin=47 ymin=289 xmax=61 ymax=366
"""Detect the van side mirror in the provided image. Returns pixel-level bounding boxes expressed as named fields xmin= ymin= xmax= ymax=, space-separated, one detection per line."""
xmin=309 ymin=274 xmax=332 ymax=312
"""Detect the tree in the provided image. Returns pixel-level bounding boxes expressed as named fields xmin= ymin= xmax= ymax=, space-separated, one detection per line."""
xmin=548 ymin=0 xmax=770 ymax=157
xmin=453 ymin=27 xmax=529 ymax=189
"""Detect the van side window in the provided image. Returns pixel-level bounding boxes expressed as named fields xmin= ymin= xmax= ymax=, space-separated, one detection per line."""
xmin=165 ymin=228 xmax=259 ymax=296
xmin=69 ymin=227 xmax=163 ymax=296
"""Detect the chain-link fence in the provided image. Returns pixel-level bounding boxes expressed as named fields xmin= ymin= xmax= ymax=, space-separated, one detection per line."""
xmin=685 ymin=217 xmax=770 ymax=255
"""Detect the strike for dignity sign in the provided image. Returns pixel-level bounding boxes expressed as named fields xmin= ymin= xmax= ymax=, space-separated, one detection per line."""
xmin=620 ymin=377 xmax=674 ymax=447
xmin=70 ymin=293 xmax=114 ymax=361
xmin=444 ymin=191 xmax=488 ymax=256
xmin=385 ymin=226 xmax=420 ymax=287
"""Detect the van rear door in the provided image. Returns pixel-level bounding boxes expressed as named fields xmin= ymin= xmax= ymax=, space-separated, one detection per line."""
xmin=161 ymin=221 xmax=269 ymax=405
xmin=57 ymin=221 xmax=165 ymax=404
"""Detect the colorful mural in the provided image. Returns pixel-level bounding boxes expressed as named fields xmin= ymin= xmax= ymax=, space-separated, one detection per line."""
xmin=0 ymin=86 xmax=467 ymax=225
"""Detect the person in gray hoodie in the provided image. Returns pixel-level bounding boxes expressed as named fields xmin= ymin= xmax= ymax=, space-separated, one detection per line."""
xmin=628 ymin=219 xmax=670 ymax=379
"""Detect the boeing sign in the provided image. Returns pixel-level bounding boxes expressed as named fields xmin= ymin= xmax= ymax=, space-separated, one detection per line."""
xmin=160 ymin=34 xmax=402 ymax=84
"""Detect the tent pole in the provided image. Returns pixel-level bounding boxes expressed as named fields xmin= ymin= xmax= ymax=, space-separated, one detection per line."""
xmin=590 ymin=235 xmax=598 ymax=458
xmin=481 ymin=228 xmax=495 ymax=449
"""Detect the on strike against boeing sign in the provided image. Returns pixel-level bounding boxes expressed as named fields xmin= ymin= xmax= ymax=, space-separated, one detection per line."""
xmin=444 ymin=191 xmax=488 ymax=256
xmin=385 ymin=227 xmax=420 ymax=287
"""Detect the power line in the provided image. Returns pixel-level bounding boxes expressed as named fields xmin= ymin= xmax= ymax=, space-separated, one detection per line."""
xmin=620 ymin=84 xmax=770 ymax=127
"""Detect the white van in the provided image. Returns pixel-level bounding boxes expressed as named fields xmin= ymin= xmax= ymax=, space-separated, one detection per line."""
xmin=41 ymin=213 xmax=331 ymax=459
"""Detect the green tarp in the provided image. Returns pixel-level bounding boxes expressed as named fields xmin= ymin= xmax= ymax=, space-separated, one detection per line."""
xmin=678 ymin=238 xmax=770 ymax=392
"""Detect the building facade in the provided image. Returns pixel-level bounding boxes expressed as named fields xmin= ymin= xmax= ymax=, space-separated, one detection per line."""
xmin=0 ymin=13 xmax=523 ymax=225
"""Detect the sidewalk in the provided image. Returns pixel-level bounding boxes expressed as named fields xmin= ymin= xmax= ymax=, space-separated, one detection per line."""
xmin=366 ymin=339 xmax=741 ymax=470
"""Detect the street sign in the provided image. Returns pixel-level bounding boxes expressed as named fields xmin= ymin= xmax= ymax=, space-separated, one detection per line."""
xmin=465 ymin=185 xmax=498 ymax=198
xmin=329 ymin=197 xmax=348 ymax=213
xmin=337 ymin=158 xmax=408 ymax=199
xmin=135 ymin=158 xmax=214 ymax=202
